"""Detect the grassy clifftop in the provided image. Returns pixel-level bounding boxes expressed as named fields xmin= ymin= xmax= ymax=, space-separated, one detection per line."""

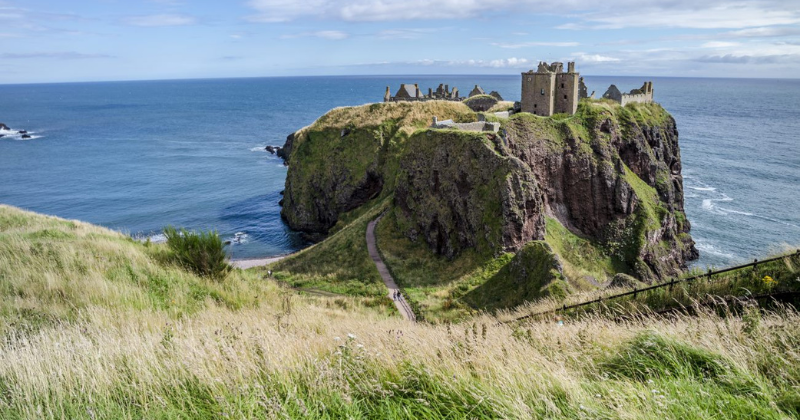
xmin=1 ymin=205 xmax=800 ymax=418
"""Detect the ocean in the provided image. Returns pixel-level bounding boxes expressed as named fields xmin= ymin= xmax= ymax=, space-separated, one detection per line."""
xmin=1 ymin=76 xmax=798 ymax=267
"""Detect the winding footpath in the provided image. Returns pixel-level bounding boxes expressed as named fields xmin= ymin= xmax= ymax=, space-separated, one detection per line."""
xmin=367 ymin=216 xmax=416 ymax=322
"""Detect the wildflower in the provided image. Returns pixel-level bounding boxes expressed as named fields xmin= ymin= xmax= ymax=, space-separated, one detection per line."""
xmin=356 ymin=344 xmax=364 ymax=349
xmin=763 ymin=275 xmax=776 ymax=287
xmin=347 ymin=333 xmax=356 ymax=339
xmin=334 ymin=336 xmax=341 ymax=341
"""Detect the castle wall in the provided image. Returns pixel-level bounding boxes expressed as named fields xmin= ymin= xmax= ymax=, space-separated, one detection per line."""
xmin=521 ymin=71 xmax=556 ymax=116
xmin=554 ymin=73 xmax=579 ymax=115
xmin=620 ymin=92 xmax=653 ymax=106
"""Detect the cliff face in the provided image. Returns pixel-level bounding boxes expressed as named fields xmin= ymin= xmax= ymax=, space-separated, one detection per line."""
xmin=497 ymin=105 xmax=697 ymax=279
xmin=281 ymin=100 xmax=697 ymax=282
xmin=393 ymin=130 xmax=544 ymax=258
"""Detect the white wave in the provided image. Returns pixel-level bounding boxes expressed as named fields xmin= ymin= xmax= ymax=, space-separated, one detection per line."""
xmin=694 ymin=241 xmax=735 ymax=259
xmin=227 ymin=232 xmax=249 ymax=245
xmin=717 ymin=207 xmax=754 ymax=216
xmin=701 ymin=193 xmax=733 ymax=213
xmin=688 ymin=186 xmax=716 ymax=191
xmin=134 ymin=233 xmax=167 ymax=243
xmin=0 ymin=128 xmax=42 ymax=141
xmin=250 ymin=146 xmax=267 ymax=152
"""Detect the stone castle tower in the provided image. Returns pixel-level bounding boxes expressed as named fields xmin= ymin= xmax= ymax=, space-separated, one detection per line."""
xmin=521 ymin=61 xmax=580 ymax=116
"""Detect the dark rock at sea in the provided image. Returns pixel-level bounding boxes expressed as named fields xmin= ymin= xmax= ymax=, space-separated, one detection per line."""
xmin=0 ymin=123 xmax=8 ymax=130
xmin=18 ymin=130 xmax=27 ymax=134
xmin=265 ymin=145 xmax=276 ymax=154
xmin=21 ymin=134 xmax=31 ymax=139
xmin=276 ymin=133 xmax=293 ymax=160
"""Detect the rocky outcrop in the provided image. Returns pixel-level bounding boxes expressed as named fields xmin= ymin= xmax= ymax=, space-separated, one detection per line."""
xmin=280 ymin=126 xmax=388 ymax=233
xmin=280 ymin=100 xmax=696 ymax=281
xmin=394 ymin=130 xmax=544 ymax=258
xmin=277 ymin=133 xmax=294 ymax=161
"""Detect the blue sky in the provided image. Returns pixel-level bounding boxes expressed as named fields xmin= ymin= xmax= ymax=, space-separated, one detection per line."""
xmin=1 ymin=0 xmax=799 ymax=83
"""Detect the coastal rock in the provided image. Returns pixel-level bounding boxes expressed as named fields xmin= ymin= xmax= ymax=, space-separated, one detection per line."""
xmin=265 ymin=145 xmax=276 ymax=154
xmin=21 ymin=134 xmax=31 ymax=139
xmin=277 ymin=133 xmax=294 ymax=160
xmin=394 ymin=130 xmax=544 ymax=257
xmin=279 ymin=102 xmax=474 ymax=234
xmin=0 ymin=123 xmax=8 ymax=130
xmin=18 ymin=130 xmax=27 ymax=134
xmin=280 ymin=100 xmax=696 ymax=283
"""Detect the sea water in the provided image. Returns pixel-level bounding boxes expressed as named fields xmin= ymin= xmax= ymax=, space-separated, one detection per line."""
xmin=1 ymin=76 xmax=798 ymax=267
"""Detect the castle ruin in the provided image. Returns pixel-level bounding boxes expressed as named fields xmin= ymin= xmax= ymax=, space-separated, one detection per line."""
xmin=521 ymin=61 xmax=583 ymax=116
xmin=385 ymin=83 xmax=461 ymax=102
xmin=602 ymin=82 xmax=654 ymax=105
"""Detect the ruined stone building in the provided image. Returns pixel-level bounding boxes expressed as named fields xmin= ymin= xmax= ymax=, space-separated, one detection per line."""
xmin=521 ymin=62 xmax=581 ymax=116
xmin=468 ymin=85 xmax=485 ymax=97
xmin=602 ymin=82 xmax=654 ymax=105
xmin=384 ymin=83 xmax=461 ymax=102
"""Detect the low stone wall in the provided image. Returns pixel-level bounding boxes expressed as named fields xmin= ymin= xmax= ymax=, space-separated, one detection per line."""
xmin=621 ymin=93 xmax=653 ymax=106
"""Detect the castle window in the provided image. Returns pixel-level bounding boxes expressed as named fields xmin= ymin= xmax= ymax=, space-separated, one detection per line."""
xmin=561 ymin=83 xmax=564 ymax=88
xmin=564 ymin=95 xmax=567 ymax=99
xmin=540 ymin=89 xmax=545 ymax=95
xmin=527 ymin=78 xmax=531 ymax=82
xmin=534 ymin=104 xmax=537 ymax=108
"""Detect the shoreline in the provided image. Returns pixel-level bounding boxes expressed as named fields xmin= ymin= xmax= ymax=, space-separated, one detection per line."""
xmin=230 ymin=254 xmax=290 ymax=269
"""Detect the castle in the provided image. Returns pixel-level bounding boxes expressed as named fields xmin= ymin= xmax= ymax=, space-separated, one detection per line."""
xmin=382 ymin=61 xmax=654 ymax=115
xmin=520 ymin=61 xmax=585 ymax=116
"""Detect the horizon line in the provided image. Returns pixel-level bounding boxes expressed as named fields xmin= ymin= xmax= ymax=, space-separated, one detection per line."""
xmin=1 ymin=73 xmax=798 ymax=87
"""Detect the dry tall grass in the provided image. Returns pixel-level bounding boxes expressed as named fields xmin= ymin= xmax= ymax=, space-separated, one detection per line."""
xmin=2 ymin=300 xmax=799 ymax=418
xmin=2 ymin=205 xmax=800 ymax=418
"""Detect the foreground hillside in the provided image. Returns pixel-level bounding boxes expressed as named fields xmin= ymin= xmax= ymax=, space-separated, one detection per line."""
xmin=1 ymin=205 xmax=800 ymax=419
xmin=274 ymin=99 xmax=697 ymax=320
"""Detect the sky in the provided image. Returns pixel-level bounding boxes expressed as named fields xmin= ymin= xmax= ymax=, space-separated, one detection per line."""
xmin=1 ymin=0 xmax=799 ymax=83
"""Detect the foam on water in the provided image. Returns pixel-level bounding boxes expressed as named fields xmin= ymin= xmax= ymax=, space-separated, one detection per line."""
xmin=694 ymin=240 xmax=735 ymax=260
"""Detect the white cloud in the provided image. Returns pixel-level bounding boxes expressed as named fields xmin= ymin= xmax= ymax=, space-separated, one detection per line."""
xmin=408 ymin=57 xmax=533 ymax=68
xmin=723 ymin=27 xmax=800 ymax=38
xmin=701 ymin=41 xmax=740 ymax=48
xmin=1 ymin=52 xmax=114 ymax=59
xmin=281 ymin=30 xmax=349 ymax=40
xmin=577 ymin=4 xmax=800 ymax=30
xmin=492 ymin=41 xmax=580 ymax=49
xmin=124 ymin=14 xmax=196 ymax=27
xmin=244 ymin=0 xmax=800 ymax=31
xmin=572 ymin=52 xmax=621 ymax=62
xmin=377 ymin=28 xmax=442 ymax=39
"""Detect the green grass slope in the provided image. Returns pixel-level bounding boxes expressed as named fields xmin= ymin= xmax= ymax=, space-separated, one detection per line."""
xmin=2 ymin=205 xmax=800 ymax=419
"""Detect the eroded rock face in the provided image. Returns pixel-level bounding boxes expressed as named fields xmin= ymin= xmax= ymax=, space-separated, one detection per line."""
xmin=394 ymin=130 xmax=544 ymax=258
xmin=280 ymin=126 xmax=388 ymax=234
xmin=280 ymin=101 xmax=696 ymax=280
xmin=500 ymin=109 xmax=696 ymax=280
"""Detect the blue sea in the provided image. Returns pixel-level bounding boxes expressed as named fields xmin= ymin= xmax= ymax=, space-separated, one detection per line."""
xmin=1 ymin=76 xmax=798 ymax=267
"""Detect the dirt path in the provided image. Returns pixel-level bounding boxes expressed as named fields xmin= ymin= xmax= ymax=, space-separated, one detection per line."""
xmin=367 ymin=216 xmax=416 ymax=322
